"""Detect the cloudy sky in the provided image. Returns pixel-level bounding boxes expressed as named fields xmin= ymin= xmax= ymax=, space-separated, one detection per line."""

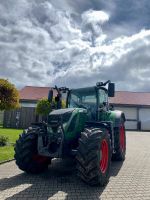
xmin=0 ymin=0 xmax=150 ymax=91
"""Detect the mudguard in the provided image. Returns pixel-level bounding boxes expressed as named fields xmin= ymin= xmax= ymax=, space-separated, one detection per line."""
xmin=109 ymin=110 xmax=126 ymax=128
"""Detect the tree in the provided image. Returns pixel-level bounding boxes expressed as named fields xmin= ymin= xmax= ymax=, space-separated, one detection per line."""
xmin=0 ymin=79 xmax=19 ymax=111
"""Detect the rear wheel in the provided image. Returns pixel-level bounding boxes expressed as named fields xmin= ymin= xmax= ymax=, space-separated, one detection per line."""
xmin=76 ymin=128 xmax=111 ymax=186
xmin=112 ymin=122 xmax=126 ymax=161
xmin=14 ymin=127 xmax=50 ymax=174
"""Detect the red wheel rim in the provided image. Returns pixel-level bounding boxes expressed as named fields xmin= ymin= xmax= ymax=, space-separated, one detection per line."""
xmin=32 ymin=155 xmax=48 ymax=164
xmin=120 ymin=125 xmax=125 ymax=151
xmin=100 ymin=139 xmax=109 ymax=174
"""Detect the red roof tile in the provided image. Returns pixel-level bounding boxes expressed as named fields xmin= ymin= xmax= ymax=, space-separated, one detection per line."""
xmin=110 ymin=91 xmax=150 ymax=106
xmin=19 ymin=86 xmax=57 ymax=101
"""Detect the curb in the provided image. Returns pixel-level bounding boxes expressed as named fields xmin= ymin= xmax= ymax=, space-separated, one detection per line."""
xmin=0 ymin=159 xmax=15 ymax=165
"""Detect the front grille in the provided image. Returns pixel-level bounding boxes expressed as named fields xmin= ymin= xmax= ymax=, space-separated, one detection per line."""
xmin=48 ymin=112 xmax=72 ymax=125
xmin=48 ymin=114 xmax=60 ymax=126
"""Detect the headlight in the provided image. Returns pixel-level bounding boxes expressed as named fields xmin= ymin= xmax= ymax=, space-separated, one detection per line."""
xmin=57 ymin=126 xmax=63 ymax=134
xmin=47 ymin=126 xmax=53 ymax=134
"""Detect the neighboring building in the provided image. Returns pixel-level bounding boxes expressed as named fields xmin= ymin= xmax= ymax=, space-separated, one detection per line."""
xmin=110 ymin=91 xmax=150 ymax=131
xmin=3 ymin=86 xmax=150 ymax=130
xmin=19 ymin=86 xmax=57 ymax=107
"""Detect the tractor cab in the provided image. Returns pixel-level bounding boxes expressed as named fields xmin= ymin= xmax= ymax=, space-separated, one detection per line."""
xmin=67 ymin=86 xmax=113 ymax=121
xmin=49 ymin=80 xmax=115 ymax=118
xmin=66 ymin=81 xmax=115 ymax=120
xmin=67 ymin=87 xmax=97 ymax=120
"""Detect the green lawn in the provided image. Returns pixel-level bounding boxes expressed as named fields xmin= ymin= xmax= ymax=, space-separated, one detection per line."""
xmin=0 ymin=128 xmax=22 ymax=163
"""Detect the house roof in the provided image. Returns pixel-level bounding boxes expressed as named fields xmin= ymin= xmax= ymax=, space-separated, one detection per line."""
xmin=110 ymin=91 xmax=150 ymax=106
xmin=19 ymin=86 xmax=150 ymax=106
xmin=19 ymin=86 xmax=57 ymax=101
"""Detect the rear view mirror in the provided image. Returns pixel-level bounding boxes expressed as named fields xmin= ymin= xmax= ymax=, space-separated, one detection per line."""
xmin=108 ymin=83 xmax=115 ymax=97
xmin=48 ymin=89 xmax=53 ymax=102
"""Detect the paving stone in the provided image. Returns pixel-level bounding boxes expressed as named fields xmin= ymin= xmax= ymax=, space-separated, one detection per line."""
xmin=0 ymin=131 xmax=150 ymax=199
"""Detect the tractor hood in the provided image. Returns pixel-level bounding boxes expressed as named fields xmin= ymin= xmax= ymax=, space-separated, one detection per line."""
xmin=48 ymin=108 xmax=87 ymax=126
xmin=50 ymin=108 xmax=75 ymax=115
xmin=48 ymin=108 xmax=75 ymax=126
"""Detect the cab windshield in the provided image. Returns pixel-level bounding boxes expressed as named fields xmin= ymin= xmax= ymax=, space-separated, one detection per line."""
xmin=68 ymin=87 xmax=97 ymax=109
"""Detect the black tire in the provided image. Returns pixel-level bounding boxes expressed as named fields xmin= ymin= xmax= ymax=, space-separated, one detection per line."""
xmin=76 ymin=128 xmax=111 ymax=186
xmin=14 ymin=127 xmax=50 ymax=174
xmin=112 ymin=122 xmax=126 ymax=161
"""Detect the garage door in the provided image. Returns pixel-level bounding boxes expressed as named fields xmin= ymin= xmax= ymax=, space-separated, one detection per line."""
xmin=139 ymin=108 xmax=150 ymax=131
xmin=115 ymin=107 xmax=137 ymax=130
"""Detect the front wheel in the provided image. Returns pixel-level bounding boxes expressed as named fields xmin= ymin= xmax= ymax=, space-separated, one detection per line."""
xmin=76 ymin=128 xmax=111 ymax=186
xmin=14 ymin=127 xmax=50 ymax=174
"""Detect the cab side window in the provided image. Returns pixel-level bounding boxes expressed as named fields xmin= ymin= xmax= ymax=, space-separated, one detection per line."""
xmin=99 ymin=89 xmax=108 ymax=106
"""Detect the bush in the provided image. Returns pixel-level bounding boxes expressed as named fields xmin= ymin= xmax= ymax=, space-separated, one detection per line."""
xmin=36 ymin=98 xmax=53 ymax=116
xmin=0 ymin=135 xmax=9 ymax=146
xmin=0 ymin=79 xmax=20 ymax=111
xmin=61 ymin=99 xmax=66 ymax=108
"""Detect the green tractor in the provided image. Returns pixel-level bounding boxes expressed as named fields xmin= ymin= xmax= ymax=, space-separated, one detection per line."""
xmin=15 ymin=80 xmax=126 ymax=186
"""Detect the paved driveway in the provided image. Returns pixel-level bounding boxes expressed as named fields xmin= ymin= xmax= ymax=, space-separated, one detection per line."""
xmin=0 ymin=131 xmax=150 ymax=200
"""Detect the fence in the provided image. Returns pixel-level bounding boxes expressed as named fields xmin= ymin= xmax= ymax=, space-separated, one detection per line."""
xmin=0 ymin=111 xmax=4 ymax=126
xmin=3 ymin=107 xmax=38 ymax=129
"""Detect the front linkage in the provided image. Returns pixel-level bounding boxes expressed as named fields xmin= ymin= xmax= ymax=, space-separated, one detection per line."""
xmin=32 ymin=119 xmax=65 ymax=159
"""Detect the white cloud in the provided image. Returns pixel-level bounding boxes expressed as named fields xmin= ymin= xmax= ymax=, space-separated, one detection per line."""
xmin=82 ymin=10 xmax=109 ymax=25
xmin=81 ymin=10 xmax=109 ymax=46
xmin=0 ymin=0 xmax=150 ymax=91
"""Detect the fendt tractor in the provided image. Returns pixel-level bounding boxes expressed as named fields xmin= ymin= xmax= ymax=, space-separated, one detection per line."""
xmin=15 ymin=80 xmax=126 ymax=186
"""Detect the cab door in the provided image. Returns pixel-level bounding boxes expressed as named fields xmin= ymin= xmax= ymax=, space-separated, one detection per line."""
xmin=98 ymin=89 xmax=109 ymax=121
